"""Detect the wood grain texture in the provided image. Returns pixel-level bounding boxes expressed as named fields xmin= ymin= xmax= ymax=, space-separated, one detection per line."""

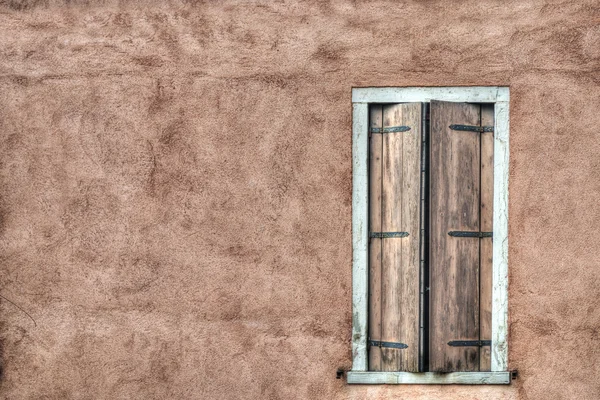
xmin=429 ymin=101 xmax=481 ymax=372
xmin=400 ymin=104 xmax=422 ymax=372
xmin=479 ymin=104 xmax=494 ymax=371
xmin=368 ymin=105 xmax=383 ymax=371
xmin=379 ymin=103 xmax=421 ymax=372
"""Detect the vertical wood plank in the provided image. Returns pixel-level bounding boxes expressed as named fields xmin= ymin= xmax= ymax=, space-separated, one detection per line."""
xmin=401 ymin=104 xmax=422 ymax=372
xmin=479 ymin=104 xmax=494 ymax=371
xmin=429 ymin=101 xmax=481 ymax=372
xmin=380 ymin=103 xmax=421 ymax=372
xmin=351 ymin=102 xmax=369 ymax=371
xmin=368 ymin=105 xmax=383 ymax=371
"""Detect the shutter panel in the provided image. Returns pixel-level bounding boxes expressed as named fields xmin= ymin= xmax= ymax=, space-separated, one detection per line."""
xmin=368 ymin=103 xmax=421 ymax=372
xmin=429 ymin=100 xmax=491 ymax=372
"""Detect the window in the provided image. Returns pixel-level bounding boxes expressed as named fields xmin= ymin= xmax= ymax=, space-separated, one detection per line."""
xmin=349 ymin=87 xmax=510 ymax=385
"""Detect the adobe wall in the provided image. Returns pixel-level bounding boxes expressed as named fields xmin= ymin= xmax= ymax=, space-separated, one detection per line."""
xmin=0 ymin=1 xmax=598 ymax=399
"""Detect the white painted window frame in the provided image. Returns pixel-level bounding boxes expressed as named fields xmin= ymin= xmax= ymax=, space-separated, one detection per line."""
xmin=350 ymin=87 xmax=510 ymax=385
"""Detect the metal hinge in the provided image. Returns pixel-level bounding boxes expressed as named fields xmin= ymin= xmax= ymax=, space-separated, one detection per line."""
xmin=369 ymin=340 xmax=408 ymax=349
xmin=448 ymin=340 xmax=491 ymax=347
xmin=370 ymin=126 xmax=411 ymax=134
xmin=449 ymin=124 xmax=493 ymax=133
xmin=370 ymin=232 xmax=409 ymax=239
xmin=448 ymin=231 xmax=493 ymax=238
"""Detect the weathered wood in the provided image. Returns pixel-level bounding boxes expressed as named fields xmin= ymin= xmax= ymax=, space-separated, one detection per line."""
xmin=352 ymin=87 xmax=508 ymax=104
xmin=347 ymin=371 xmax=511 ymax=385
xmin=368 ymin=105 xmax=383 ymax=371
xmin=479 ymin=104 xmax=494 ymax=371
xmin=380 ymin=103 xmax=421 ymax=372
xmin=400 ymin=104 xmax=422 ymax=371
xmin=351 ymin=102 xmax=369 ymax=371
xmin=491 ymin=100 xmax=510 ymax=372
xmin=429 ymin=101 xmax=481 ymax=372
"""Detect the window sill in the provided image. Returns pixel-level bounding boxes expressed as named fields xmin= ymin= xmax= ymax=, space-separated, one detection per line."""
xmin=347 ymin=371 xmax=511 ymax=385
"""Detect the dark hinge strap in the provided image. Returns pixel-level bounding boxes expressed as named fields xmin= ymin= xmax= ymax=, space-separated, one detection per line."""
xmin=370 ymin=232 xmax=409 ymax=239
xmin=448 ymin=231 xmax=493 ymax=238
xmin=449 ymin=124 xmax=494 ymax=133
xmin=448 ymin=340 xmax=491 ymax=347
xmin=371 ymin=126 xmax=411 ymax=134
xmin=369 ymin=340 xmax=408 ymax=349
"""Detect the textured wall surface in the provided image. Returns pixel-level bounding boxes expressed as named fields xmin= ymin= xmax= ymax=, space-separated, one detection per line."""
xmin=0 ymin=1 xmax=599 ymax=399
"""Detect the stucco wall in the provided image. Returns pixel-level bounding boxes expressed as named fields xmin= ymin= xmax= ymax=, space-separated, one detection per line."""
xmin=0 ymin=1 xmax=599 ymax=399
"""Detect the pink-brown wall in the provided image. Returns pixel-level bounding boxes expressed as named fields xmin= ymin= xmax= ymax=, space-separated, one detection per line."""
xmin=0 ymin=1 xmax=599 ymax=399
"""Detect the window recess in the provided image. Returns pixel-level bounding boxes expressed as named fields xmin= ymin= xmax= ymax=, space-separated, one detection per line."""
xmin=350 ymin=87 xmax=509 ymax=385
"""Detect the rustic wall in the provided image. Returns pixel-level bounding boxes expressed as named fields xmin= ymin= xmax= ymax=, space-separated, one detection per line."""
xmin=0 ymin=0 xmax=599 ymax=399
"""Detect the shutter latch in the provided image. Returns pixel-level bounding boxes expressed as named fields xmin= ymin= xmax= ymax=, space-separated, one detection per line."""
xmin=449 ymin=124 xmax=493 ymax=133
xmin=448 ymin=231 xmax=492 ymax=238
xmin=368 ymin=339 xmax=408 ymax=349
xmin=447 ymin=340 xmax=491 ymax=347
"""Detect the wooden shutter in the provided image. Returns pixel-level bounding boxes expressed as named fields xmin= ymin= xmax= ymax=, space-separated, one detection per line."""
xmin=429 ymin=101 xmax=494 ymax=372
xmin=368 ymin=103 xmax=421 ymax=372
